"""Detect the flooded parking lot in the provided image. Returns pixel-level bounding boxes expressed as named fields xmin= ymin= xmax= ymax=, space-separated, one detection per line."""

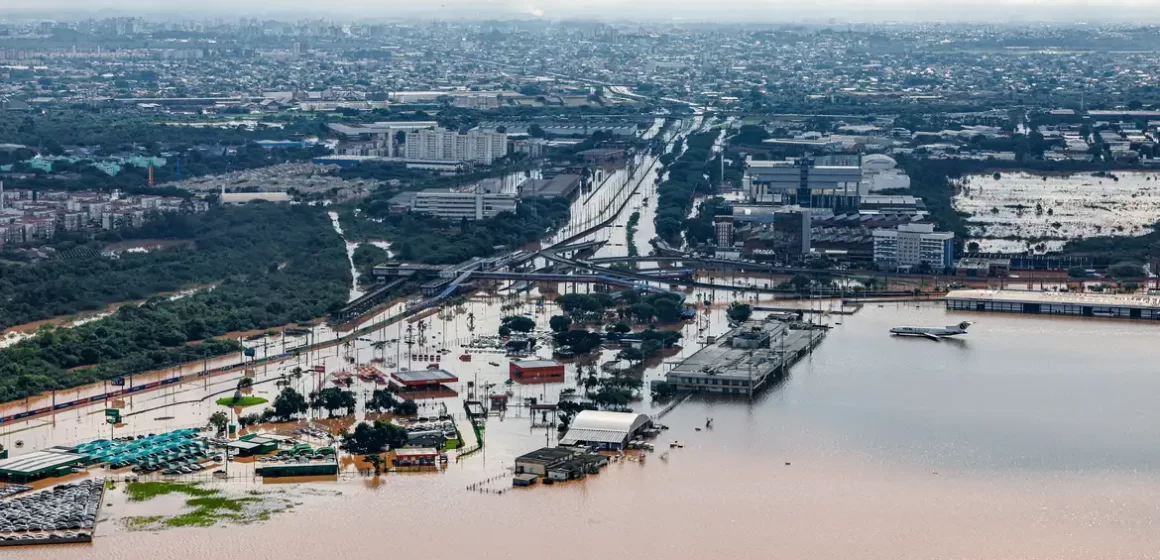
xmin=953 ymin=170 xmax=1160 ymax=253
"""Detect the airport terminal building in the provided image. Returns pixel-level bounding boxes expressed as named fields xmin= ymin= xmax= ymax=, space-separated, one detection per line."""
xmin=945 ymin=290 xmax=1160 ymax=320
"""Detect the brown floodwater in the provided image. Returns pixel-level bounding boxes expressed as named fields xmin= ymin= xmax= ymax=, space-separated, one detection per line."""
xmin=6 ymin=299 xmax=1160 ymax=559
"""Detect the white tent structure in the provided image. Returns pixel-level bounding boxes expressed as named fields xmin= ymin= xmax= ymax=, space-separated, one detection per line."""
xmin=560 ymin=410 xmax=652 ymax=450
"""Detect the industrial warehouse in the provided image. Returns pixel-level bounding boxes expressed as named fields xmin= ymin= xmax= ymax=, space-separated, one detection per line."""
xmin=505 ymin=410 xmax=658 ymax=487
xmin=559 ymin=410 xmax=654 ymax=450
xmin=0 ymin=450 xmax=88 ymax=483
xmin=945 ymin=289 xmax=1160 ymax=320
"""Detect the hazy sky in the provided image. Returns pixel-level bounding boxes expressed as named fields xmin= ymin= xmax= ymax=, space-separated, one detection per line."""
xmin=2 ymin=0 xmax=1157 ymax=23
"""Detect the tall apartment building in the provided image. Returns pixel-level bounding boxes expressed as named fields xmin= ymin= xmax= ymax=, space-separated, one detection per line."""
xmin=403 ymin=128 xmax=508 ymax=165
xmin=744 ymin=157 xmax=862 ymax=211
xmin=872 ymin=223 xmax=954 ymax=271
xmin=714 ymin=216 xmax=734 ymax=247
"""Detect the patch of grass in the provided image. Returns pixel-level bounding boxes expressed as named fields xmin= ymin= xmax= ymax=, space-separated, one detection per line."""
xmin=215 ymin=396 xmax=268 ymax=408
xmin=125 ymin=480 xmax=287 ymax=529
xmin=124 ymin=515 xmax=163 ymax=530
xmin=166 ymin=496 xmax=258 ymax=527
xmin=125 ymin=482 xmax=215 ymax=501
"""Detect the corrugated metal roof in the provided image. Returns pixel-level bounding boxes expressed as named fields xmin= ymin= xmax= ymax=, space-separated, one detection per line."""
xmin=569 ymin=410 xmax=650 ymax=433
xmin=560 ymin=428 xmax=628 ymax=445
xmin=560 ymin=411 xmax=652 ymax=445
xmin=0 ymin=450 xmax=86 ymax=475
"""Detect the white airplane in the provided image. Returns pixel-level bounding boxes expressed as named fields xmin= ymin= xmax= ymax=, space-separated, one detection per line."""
xmin=890 ymin=321 xmax=974 ymax=341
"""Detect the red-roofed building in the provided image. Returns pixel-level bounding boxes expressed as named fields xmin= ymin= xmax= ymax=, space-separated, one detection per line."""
xmin=509 ymin=359 xmax=565 ymax=384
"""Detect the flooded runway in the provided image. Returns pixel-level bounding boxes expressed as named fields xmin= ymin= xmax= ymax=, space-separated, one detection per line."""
xmin=8 ymin=301 xmax=1160 ymax=559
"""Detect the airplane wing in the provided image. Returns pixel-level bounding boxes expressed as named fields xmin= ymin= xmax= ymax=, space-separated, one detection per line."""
xmin=922 ymin=333 xmax=942 ymax=341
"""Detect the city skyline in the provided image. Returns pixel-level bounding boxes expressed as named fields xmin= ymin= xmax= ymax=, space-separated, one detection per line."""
xmin=1 ymin=0 xmax=1158 ymax=23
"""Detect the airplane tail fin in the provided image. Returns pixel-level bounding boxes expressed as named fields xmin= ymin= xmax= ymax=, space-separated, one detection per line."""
xmin=952 ymin=321 xmax=975 ymax=331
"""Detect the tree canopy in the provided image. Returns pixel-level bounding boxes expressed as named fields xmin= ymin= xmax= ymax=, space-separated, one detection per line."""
xmin=310 ymin=387 xmax=357 ymax=418
xmin=343 ymin=420 xmax=409 ymax=454
xmin=0 ymin=204 xmax=351 ymax=403
xmin=727 ymin=302 xmax=753 ymax=323
xmin=344 ymin=197 xmax=570 ymax=265
xmin=549 ymin=315 xmax=572 ymax=332
xmin=654 ymin=131 xmax=721 ymax=246
xmin=553 ymin=329 xmax=605 ymax=355
xmin=500 ymin=315 xmax=536 ymax=333
xmin=272 ymin=387 xmax=309 ymax=421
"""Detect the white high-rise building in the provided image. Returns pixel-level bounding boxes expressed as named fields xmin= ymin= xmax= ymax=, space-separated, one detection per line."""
xmin=404 ymin=128 xmax=508 ymax=164
xmin=872 ymin=223 xmax=955 ymax=271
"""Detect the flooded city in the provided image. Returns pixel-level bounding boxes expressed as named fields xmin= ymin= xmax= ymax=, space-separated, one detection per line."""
xmin=5 ymin=113 xmax=1160 ymax=558
xmin=6 ymin=298 xmax=1160 ymax=559
xmin=4 ymin=15 xmax=1160 ymax=560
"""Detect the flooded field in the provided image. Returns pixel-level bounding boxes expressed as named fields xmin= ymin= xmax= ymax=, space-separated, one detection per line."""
xmin=953 ymin=170 xmax=1160 ymax=253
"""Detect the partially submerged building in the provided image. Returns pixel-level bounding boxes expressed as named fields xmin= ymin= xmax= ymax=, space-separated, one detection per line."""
xmin=392 ymin=447 xmax=446 ymax=467
xmin=514 ymin=447 xmax=581 ymax=476
xmin=0 ymin=449 xmax=87 ymax=482
xmin=665 ymin=317 xmax=823 ymax=395
xmin=945 ymin=289 xmax=1160 ymax=320
xmin=255 ymin=460 xmax=339 ymax=478
xmin=224 ymin=434 xmax=281 ymax=457
xmin=513 ymin=446 xmax=609 ymax=482
xmin=390 ymin=369 xmax=459 ymax=398
xmin=509 ymin=359 xmax=566 ymax=384
xmin=559 ymin=410 xmax=653 ymax=450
